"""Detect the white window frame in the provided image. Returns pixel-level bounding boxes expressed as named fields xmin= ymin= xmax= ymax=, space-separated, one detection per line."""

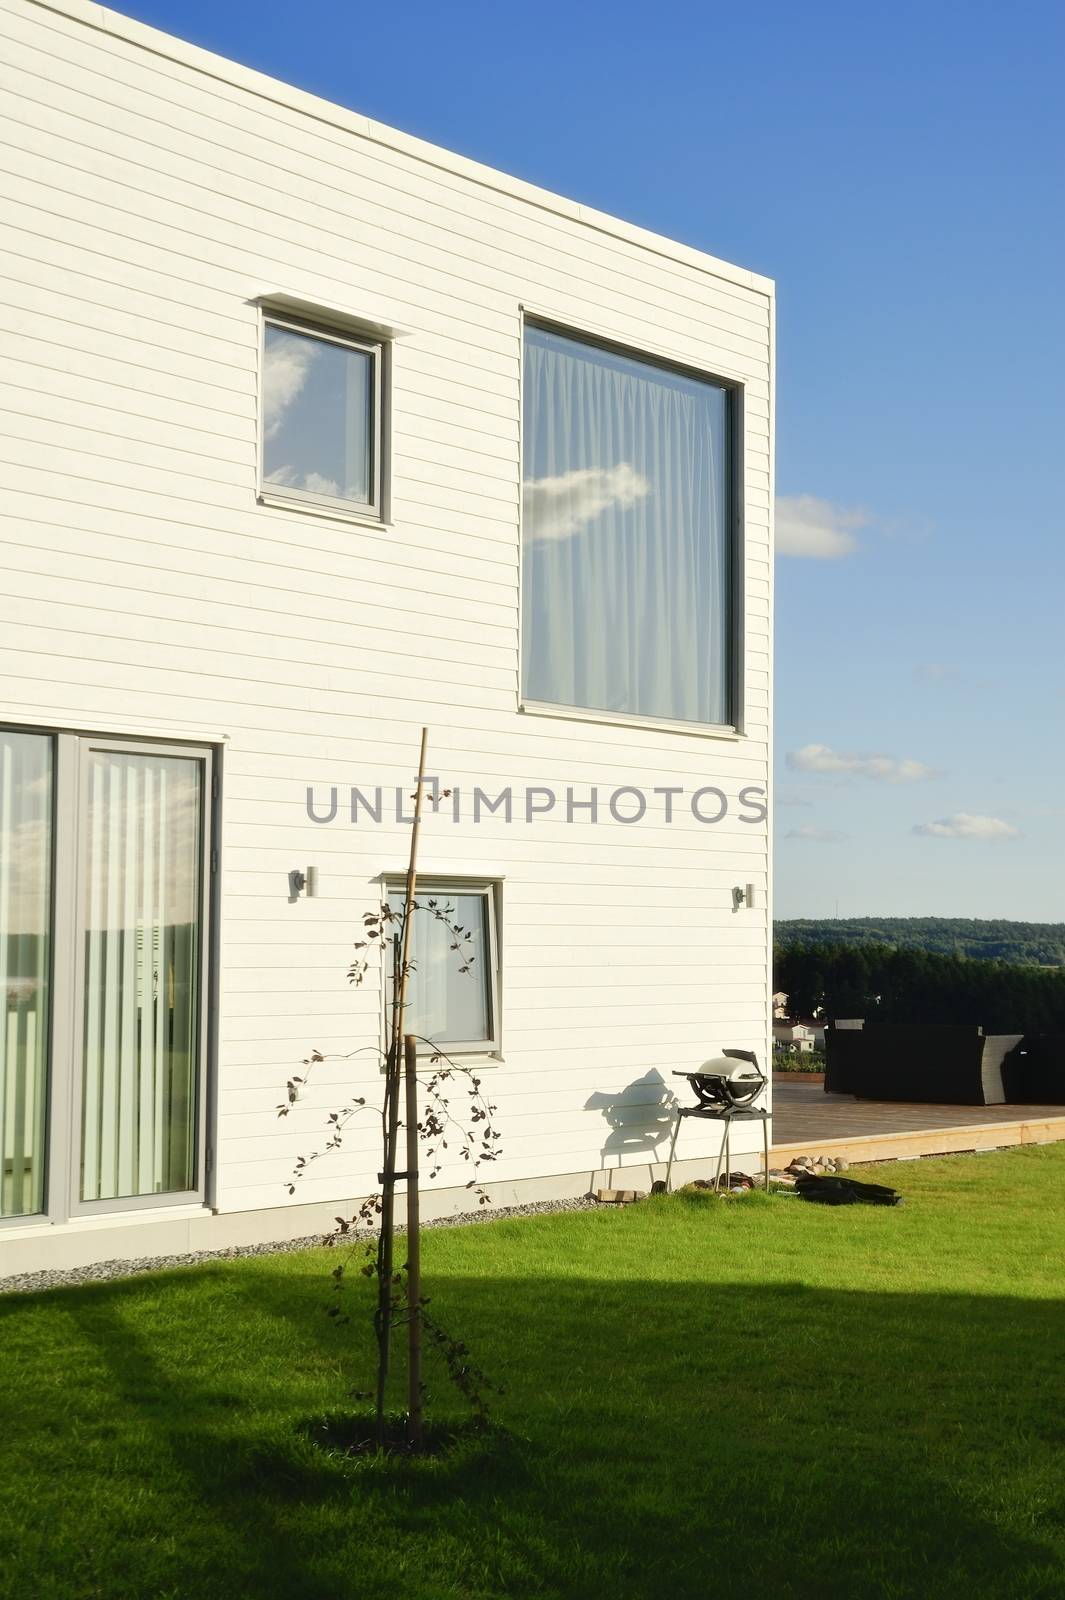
xmin=382 ymin=877 xmax=502 ymax=1058
xmin=257 ymin=312 xmax=387 ymax=526
xmin=0 ymin=724 xmax=216 ymax=1229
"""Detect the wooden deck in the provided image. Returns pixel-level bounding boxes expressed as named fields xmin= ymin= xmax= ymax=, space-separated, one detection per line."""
xmin=771 ymin=1080 xmax=1065 ymax=1166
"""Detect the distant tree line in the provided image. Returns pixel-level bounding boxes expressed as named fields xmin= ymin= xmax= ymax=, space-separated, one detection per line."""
xmin=775 ymin=918 xmax=1065 ymax=968
xmin=775 ymin=942 xmax=1065 ymax=1035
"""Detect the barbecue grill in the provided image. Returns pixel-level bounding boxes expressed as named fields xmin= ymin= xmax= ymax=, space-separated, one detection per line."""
xmin=663 ymin=1049 xmax=770 ymax=1192
xmin=680 ymin=1059 xmax=767 ymax=1111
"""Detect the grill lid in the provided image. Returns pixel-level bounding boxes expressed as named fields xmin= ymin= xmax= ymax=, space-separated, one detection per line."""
xmin=677 ymin=1055 xmax=767 ymax=1109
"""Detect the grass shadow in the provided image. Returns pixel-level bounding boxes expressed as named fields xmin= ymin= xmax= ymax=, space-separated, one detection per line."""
xmin=2 ymin=1251 xmax=1063 ymax=1599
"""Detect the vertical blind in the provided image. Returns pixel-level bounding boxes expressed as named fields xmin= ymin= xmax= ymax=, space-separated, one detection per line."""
xmin=522 ymin=324 xmax=733 ymax=726
xmin=80 ymin=751 xmax=203 ymax=1202
xmin=0 ymin=731 xmax=51 ymax=1219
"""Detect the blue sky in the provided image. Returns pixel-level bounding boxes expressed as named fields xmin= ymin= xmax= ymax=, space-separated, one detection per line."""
xmin=114 ymin=0 xmax=1065 ymax=920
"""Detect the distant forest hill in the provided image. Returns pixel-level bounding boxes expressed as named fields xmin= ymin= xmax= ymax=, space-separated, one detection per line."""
xmin=774 ymin=918 xmax=1065 ymax=968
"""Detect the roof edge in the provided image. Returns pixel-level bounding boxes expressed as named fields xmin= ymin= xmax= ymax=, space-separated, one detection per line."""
xmin=23 ymin=0 xmax=775 ymax=299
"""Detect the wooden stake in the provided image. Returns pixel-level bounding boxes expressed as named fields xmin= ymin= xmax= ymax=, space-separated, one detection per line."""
xmin=375 ymin=727 xmax=429 ymax=1447
xmin=404 ymin=1032 xmax=423 ymax=1446
xmin=393 ymin=726 xmax=430 ymax=1063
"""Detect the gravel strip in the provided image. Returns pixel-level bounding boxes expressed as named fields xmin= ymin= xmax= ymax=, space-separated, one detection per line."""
xmin=0 ymin=1195 xmax=599 ymax=1297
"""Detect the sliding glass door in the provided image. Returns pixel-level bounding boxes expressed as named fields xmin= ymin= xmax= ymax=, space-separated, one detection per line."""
xmin=80 ymin=748 xmax=205 ymax=1203
xmin=0 ymin=726 xmax=212 ymax=1227
xmin=0 ymin=731 xmax=52 ymax=1219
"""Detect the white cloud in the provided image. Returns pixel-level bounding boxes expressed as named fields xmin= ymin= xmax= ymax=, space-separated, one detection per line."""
xmin=775 ymin=789 xmax=814 ymax=809
xmin=913 ymin=813 xmax=1021 ymax=840
xmin=784 ymin=824 xmax=849 ymax=842
xmin=263 ymin=338 xmax=317 ymax=441
xmin=302 ymin=471 xmax=341 ymax=497
xmin=788 ymin=743 xmax=940 ymax=783
xmin=524 ymin=462 xmax=650 ymax=543
xmin=913 ymin=662 xmax=957 ymax=684
xmin=265 ymin=466 xmax=341 ymax=498
xmin=775 ymin=494 xmax=869 ymax=559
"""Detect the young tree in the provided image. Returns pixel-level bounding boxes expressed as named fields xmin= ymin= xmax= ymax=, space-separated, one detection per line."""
xmin=279 ymin=729 xmax=501 ymax=1450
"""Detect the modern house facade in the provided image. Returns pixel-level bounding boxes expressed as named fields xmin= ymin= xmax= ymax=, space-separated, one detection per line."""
xmin=0 ymin=0 xmax=774 ymax=1272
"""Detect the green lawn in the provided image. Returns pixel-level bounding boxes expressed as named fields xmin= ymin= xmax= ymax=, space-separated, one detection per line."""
xmin=2 ymin=1147 xmax=1064 ymax=1600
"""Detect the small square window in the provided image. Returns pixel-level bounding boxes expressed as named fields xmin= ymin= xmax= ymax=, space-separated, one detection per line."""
xmin=259 ymin=315 xmax=384 ymax=520
xmin=385 ymin=881 xmax=500 ymax=1055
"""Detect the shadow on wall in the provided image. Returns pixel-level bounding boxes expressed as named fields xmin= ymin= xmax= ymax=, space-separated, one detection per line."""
xmin=584 ymin=1070 xmax=678 ymax=1183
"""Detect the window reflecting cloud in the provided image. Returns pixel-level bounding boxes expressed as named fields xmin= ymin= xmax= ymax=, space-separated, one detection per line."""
xmin=262 ymin=331 xmax=316 ymax=441
xmin=521 ymin=324 xmax=732 ymax=726
xmin=262 ymin=323 xmax=373 ymax=506
xmin=265 ymin=464 xmax=342 ymax=498
xmin=523 ymin=462 xmax=650 ymax=543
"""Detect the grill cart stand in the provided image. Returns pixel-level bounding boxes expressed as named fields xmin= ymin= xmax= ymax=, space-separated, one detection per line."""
xmin=664 ymin=1051 xmax=771 ymax=1193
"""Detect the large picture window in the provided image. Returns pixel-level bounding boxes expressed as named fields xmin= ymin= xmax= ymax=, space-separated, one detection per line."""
xmin=0 ymin=727 xmax=213 ymax=1226
xmin=521 ymin=323 xmax=737 ymax=728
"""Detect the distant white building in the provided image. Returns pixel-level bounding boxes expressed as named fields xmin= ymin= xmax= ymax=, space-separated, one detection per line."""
xmin=773 ymin=1021 xmax=824 ymax=1055
xmin=0 ymin=0 xmax=774 ymax=1273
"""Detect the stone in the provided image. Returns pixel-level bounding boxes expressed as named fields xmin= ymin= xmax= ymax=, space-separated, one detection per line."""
xmin=0 ymin=1195 xmax=605 ymax=1298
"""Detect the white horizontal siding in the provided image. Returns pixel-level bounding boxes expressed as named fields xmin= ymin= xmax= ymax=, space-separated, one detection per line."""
xmin=0 ymin=8 xmax=771 ymax=292
xmin=0 ymin=0 xmax=774 ymax=1231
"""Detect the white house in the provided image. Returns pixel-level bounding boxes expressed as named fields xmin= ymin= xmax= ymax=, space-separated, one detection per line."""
xmin=772 ymin=1022 xmax=821 ymax=1056
xmin=0 ymin=0 xmax=774 ymax=1274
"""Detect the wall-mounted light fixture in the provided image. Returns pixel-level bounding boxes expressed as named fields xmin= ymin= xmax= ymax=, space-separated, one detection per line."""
xmin=289 ymin=865 xmax=318 ymax=899
xmin=732 ymin=883 xmax=756 ymax=912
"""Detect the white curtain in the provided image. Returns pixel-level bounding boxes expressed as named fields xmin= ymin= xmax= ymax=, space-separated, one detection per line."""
xmin=81 ymin=752 xmax=202 ymax=1201
xmin=522 ymin=326 xmax=731 ymax=725
xmin=0 ymin=731 xmax=51 ymax=1218
xmin=388 ymin=892 xmax=491 ymax=1046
